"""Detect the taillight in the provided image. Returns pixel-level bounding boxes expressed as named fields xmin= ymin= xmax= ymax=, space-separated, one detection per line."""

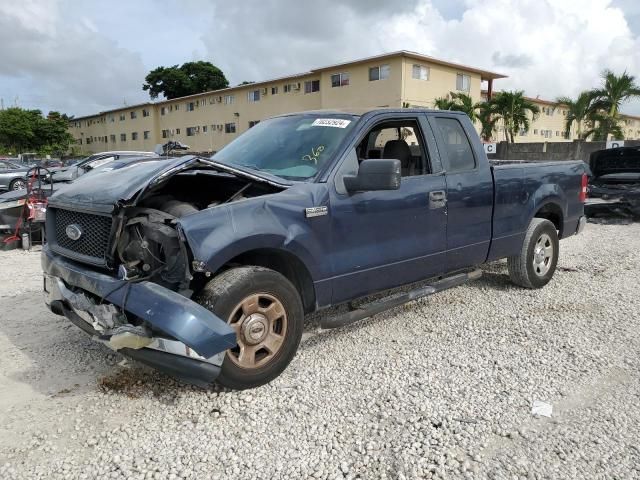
xmin=579 ymin=173 xmax=588 ymax=203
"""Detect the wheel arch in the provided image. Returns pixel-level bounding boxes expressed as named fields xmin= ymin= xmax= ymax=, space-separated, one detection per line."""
xmin=217 ymin=248 xmax=317 ymax=314
xmin=533 ymin=201 xmax=564 ymax=237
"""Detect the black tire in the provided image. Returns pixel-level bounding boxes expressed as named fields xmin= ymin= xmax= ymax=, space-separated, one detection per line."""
xmin=507 ymin=218 xmax=559 ymax=289
xmin=195 ymin=266 xmax=303 ymax=389
xmin=10 ymin=178 xmax=26 ymax=190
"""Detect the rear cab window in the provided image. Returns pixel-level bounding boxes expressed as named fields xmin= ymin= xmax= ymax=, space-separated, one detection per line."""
xmin=433 ymin=117 xmax=476 ymax=173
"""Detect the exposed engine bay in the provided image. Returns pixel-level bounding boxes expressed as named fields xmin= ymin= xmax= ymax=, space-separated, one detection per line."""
xmin=114 ymin=170 xmax=283 ymax=293
xmin=586 ymin=147 xmax=640 ymax=219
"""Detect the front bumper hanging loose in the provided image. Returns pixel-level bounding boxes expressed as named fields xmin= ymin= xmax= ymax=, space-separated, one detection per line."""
xmin=42 ymin=245 xmax=236 ymax=386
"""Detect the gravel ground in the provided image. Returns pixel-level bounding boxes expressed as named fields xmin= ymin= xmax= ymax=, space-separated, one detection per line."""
xmin=1 ymin=223 xmax=640 ymax=479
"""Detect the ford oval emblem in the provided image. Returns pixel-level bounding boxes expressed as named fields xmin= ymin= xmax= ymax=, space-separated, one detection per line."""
xmin=65 ymin=224 xmax=82 ymax=241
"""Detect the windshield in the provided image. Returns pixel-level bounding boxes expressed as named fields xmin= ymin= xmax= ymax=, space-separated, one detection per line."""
xmin=211 ymin=114 xmax=357 ymax=180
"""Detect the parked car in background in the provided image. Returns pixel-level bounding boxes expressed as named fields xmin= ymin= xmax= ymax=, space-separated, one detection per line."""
xmin=47 ymin=151 xmax=157 ymax=183
xmin=42 ymin=108 xmax=588 ymax=390
xmin=0 ymin=160 xmax=32 ymax=191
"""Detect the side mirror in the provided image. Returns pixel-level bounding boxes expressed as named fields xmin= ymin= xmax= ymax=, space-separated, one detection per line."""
xmin=343 ymin=159 xmax=401 ymax=193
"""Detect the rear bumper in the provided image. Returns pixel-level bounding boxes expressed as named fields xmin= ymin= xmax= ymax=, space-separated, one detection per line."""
xmin=42 ymin=245 xmax=236 ymax=386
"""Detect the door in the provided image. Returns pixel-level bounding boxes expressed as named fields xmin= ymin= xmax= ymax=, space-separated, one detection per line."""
xmin=328 ymin=116 xmax=448 ymax=304
xmin=429 ymin=115 xmax=493 ymax=271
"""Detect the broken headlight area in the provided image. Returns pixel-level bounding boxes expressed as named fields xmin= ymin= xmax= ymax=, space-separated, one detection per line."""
xmin=115 ymin=207 xmax=192 ymax=292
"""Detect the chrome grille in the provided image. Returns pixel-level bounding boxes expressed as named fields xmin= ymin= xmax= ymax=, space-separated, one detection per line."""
xmin=52 ymin=208 xmax=112 ymax=262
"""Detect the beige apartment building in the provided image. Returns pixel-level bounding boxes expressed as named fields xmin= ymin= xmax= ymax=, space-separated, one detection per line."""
xmin=69 ymin=50 xmax=639 ymax=153
xmin=69 ymin=51 xmax=505 ymax=154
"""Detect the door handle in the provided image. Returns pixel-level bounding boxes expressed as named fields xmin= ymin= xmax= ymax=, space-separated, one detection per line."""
xmin=429 ymin=190 xmax=447 ymax=209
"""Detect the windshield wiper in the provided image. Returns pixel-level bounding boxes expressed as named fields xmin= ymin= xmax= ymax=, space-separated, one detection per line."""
xmin=237 ymin=163 xmax=263 ymax=171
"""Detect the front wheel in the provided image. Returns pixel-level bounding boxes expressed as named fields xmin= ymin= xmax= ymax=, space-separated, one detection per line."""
xmin=195 ymin=266 xmax=304 ymax=389
xmin=10 ymin=178 xmax=26 ymax=190
xmin=507 ymin=218 xmax=559 ymax=289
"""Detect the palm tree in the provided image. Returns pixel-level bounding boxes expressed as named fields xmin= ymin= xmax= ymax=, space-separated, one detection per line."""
xmin=590 ymin=70 xmax=640 ymax=140
xmin=556 ymin=91 xmax=598 ymax=139
xmin=433 ymin=95 xmax=454 ymax=111
xmin=433 ymin=92 xmax=479 ymax=122
xmin=490 ymin=91 xmax=540 ymax=143
xmin=476 ymin=101 xmax=499 ymax=142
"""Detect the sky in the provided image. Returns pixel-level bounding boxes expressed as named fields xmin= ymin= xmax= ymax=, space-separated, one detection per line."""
xmin=1 ymin=0 xmax=639 ymax=117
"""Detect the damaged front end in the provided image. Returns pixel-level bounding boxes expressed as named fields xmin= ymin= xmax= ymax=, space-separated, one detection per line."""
xmin=586 ymin=146 xmax=640 ymax=219
xmin=42 ymin=155 xmax=287 ymax=385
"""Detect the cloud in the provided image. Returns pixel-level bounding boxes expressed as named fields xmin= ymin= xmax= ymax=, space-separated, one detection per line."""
xmin=1 ymin=0 xmax=640 ymax=116
xmin=201 ymin=0 xmax=640 ymax=113
xmin=491 ymin=52 xmax=533 ymax=68
xmin=0 ymin=0 xmax=147 ymax=116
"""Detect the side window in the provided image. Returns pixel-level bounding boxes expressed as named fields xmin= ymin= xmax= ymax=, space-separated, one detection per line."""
xmin=357 ymin=120 xmax=429 ymax=177
xmin=434 ymin=117 xmax=476 ymax=172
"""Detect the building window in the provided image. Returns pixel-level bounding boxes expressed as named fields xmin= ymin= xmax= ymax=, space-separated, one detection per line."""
xmin=304 ymin=80 xmax=320 ymax=93
xmin=161 ymin=107 xmax=166 ymax=116
xmin=224 ymin=95 xmax=234 ymax=104
xmin=143 ymin=131 xmax=150 ymax=139
xmin=174 ymin=104 xmax=180 ymax=111
xmin=369 ymin=64 xmax=390 ymax=81
xmin=202 ymin=125 xmax=208 ymax=133
xmin=412 ymin=64 xmax=429 ymax=81
xmin=247 ymin=90 xmax=261 ymax=102
xmin=331 ymin=73 xmax=350 ymax=88
xmin=186 ymin=102 xmax=195 ymax=111
xmin=186 ymin=127 xmax=197 ymax=136
xmin=142 ymin=109 xmax=150 ymax=117
xmin=130 ymin=111 xmax=137 ymax=119
xmin=109 ymin=115 xmax=115 ymax=123
xmin=132 ymin=132 xmax=138 ymax=140
xmin=283 ymin=84 xmax=292 ymax=93
xmin=534 ymin=129 xmax=538 ymax=134
xmin=271 ymin=86 xmax=278 ymax=95
xmin=162 ymin=129 xmax=169 ymax=139
xmin=110 ymin=134 xmax=116 ymax=143
xmin=519 ymin=129 xmax=527 ymax=136
xmin=456 ymin=73 xmax=471 ymax=92
xmin=248 ymin=120 xmax=260 ymax=128
xmin=175 ymin=128 xmax=181 ymax=134
xmin=225 ymin=123 xmax=236 ymax=134
xmin=119 ymin=113 xmax=125 ymax=121
xmin=120 ymin=133 xmax=126 ymax=141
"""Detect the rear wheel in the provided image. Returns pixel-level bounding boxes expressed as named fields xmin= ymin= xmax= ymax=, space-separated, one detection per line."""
xmin=195 ymin=266 xmax=303 ymax=389
xmin=507 ymin=218 xmax=559 ymax=289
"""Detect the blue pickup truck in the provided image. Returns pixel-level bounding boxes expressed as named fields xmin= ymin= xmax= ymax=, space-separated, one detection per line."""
xmin=42 ymin=109 xmax=588 ymax=389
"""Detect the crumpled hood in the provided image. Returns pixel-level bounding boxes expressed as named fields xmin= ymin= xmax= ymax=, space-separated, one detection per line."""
xmin=47 ymin=155 xmax=290 ymax=212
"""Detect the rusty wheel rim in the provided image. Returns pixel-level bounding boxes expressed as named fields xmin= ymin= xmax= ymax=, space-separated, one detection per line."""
xmin=226 ymin=293 xmax=288 ymax=369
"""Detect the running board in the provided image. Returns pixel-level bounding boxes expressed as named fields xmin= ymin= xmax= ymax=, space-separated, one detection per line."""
xmin=320 ymin=269 xmax=482 ymax=329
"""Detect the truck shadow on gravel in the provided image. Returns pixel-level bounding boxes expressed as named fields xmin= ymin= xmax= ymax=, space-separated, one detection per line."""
xmin=0 ymin=291 xmax=129 ymax=398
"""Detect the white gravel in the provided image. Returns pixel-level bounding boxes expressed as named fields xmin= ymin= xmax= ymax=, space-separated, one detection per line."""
xmin=1 ymin=223 xmax=640 ymax=479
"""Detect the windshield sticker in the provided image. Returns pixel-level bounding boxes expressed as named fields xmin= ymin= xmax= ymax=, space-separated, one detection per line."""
xmin=311 ymin=118 xmax=351 ymax=128
xmin=302 ymin=145 xmax=325 ymax=164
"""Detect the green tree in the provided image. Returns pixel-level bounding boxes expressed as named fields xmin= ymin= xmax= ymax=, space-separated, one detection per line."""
xmin=433 ymin=92 xmax=479 ymax=122
xmin=476 ymin=101 xmax=499 ymax=142
xmin=490 ymin=91 xmax=540 ymax=143
xmin=0 ymin=107 xmax=74 ymax=154
xmin=556 ymin=91 xmax=598 ymax=139
xmin=588 ymin=70 xmax=640 ymax=140
xmin=142 ymin=61 xmax=229 ymax=99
